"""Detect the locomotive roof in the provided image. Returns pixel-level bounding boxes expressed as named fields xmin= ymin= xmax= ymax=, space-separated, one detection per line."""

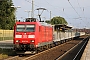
xmin=39 ymin=22 xmax=52 ymax=27
xmin=15 ymin=21 xmax=52 ymax=27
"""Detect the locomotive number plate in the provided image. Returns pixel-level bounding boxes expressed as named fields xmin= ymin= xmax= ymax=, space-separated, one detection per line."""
xmin=22 ymin=41 xmax=28 ymax=42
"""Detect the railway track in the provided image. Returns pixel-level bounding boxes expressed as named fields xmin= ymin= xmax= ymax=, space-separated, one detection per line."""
xmin=22 ymin=40 xmax=82 ymax=60
xmin=56 ymin=37 xmax=89 ymax=60
xmin=4 ymin=35 xmax=89 ymax=60
xmin=22 ymin=35 xmax=89 ymax=60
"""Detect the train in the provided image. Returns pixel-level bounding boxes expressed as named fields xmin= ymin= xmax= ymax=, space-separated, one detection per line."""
xmin=13 ymin=18 xmax=85 ymax=54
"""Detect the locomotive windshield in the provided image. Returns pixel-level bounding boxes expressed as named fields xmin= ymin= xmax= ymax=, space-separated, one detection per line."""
xmin=16 ymin=25 xmax=35 ymax=32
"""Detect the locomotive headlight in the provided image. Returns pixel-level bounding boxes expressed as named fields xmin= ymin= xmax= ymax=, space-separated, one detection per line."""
xmin=30 ymin=40 xmax=34 ymax=43
xmin=28 ymin=35 xmax=35 ymax=38
xmin=16 ymin=35 xmax=22 ymax=38
xmin=16 ymin=40 xmax=20 ymax=43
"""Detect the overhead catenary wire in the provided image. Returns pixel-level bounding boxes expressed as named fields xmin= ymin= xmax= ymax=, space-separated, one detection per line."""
xmin=25 ymin=0 xmax=71 ymax=19
xmin=44 ymin=0 xmax=83 ymax=27
xmin=77 ymin=0 xmax=88 ymax=28
xmin=67 ymin=0 xmax=89 ymax=28
xmin=44 ymin=0 xmax=70 ymax=19
xmin=24 ymin=0 xmax=89 ymax=28
xmin=77 ymin=0 xmax=90 ymax=28
xmin=77 ymin=0 xmax=86 ymax=18
xmin=24 ymin=0 xmax=57 ymax=19
xmin=25 ymin=0 xmax=39 ymax=7
xmin=77 ymin=0 xmax=83 ymax=12
xmin=44 ymin=0 xmax=81 ymax=27
xmin=24 ymin=0 xmax=80 ymax=20
xmin=68 ymin=0 xmax=81 ymax=18
xmin=24 ymin=0 xmax=80 ymax=27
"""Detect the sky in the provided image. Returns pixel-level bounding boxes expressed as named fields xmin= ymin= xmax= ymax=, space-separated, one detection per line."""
xmin=12 ymin=0 xmax=90 ymax=29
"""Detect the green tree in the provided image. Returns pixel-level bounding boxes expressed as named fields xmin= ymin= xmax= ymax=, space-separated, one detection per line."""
xmin=51 ymin=16 xmax=68 ymax=25
xmin=0 ymin=0 xmax=15 ymax=30
xmin=45 ymin=20 xmax=51 ymax=24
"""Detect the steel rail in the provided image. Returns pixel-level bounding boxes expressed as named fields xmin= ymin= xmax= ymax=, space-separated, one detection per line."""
xmin=56 ymin=38 xmax=88 ymax=60
xmin=72 ymin=39 xmax=88 ymax=60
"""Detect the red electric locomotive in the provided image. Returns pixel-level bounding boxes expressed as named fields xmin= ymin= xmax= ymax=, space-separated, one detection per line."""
xmin=13 ymin=18 xmax=53 ymax=53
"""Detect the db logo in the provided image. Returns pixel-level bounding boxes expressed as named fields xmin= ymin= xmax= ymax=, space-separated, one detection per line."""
xmin=23 ymin=35 xmax=27 ymax=38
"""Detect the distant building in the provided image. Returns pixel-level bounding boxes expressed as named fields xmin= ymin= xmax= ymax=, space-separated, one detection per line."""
xmin=73 ymin=28 xmax=90 ymax=34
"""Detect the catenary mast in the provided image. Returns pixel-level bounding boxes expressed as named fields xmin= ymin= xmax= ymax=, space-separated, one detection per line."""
xmin=31 ymin=0 xmax=34 ymax=18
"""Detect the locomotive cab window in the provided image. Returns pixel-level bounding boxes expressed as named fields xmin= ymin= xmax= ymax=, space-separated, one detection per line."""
xmin=16 ymin=24 xmax=35 ymax=32
xmin=16 ymin=25 xmax=25 ymax=32
xmin=26 ymin=25 xmax=35 ymax=32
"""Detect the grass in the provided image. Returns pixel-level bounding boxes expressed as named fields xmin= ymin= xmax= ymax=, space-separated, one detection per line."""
xmin=0 ymin=49 xmax=16 ymax=56
xmin=0 ymin=54 xmax=8 ymax=59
